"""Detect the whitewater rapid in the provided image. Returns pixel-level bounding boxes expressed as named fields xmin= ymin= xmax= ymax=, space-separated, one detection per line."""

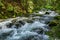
xmin=0 ymin=10 xmax=57 ymax=40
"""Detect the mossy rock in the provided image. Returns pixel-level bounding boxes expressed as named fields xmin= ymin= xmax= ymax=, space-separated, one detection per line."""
xmin=49 ymin=20 xmax=58 ymax=28
xmin=54 ymin=16 xmax=60 ymax=20
xmin=46 ymin=22 xmax=60 ymax=39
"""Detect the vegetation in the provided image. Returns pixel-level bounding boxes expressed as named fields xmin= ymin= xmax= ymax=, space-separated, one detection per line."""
xmin=46 ymin=16 xmax=60 ymax=39
xmin=0 ymin=0 xmax=60 ymax=18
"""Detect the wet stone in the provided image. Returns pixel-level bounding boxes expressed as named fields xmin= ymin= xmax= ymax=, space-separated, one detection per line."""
xmin=45 ymin=12 xmax=50 ymax=14
xmin=14 ymin=23 xmax=21 ymax=29
xmin=6 ymin=23 xmax=13 ymax=28
xmin=18 ymin=21 xmax=25 ymax=25
xmin=12 ymin=20 xmax=25 ymax=29
xmin=26 ymin=20 xmax=33 ymax=23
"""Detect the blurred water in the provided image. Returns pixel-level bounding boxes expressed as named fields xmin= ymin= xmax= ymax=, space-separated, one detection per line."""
xmin=0 ymin=10 xmax=57 ymax=40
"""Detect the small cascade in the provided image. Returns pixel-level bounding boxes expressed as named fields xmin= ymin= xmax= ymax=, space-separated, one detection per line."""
xmin=0 ymin=10 xmax=57 ymax=40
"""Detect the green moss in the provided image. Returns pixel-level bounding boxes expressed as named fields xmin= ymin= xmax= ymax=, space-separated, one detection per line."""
xmin=46 ymin=18 xmax=60 ymax=39
xmin=49 ymin=20 xmax=58 ymax=28
xmin=54 ymin=16 xmax=60 ymax=20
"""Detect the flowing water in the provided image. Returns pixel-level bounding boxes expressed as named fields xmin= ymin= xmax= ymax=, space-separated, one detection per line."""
xmin=0 ymin=10 xmax=57 ymax=40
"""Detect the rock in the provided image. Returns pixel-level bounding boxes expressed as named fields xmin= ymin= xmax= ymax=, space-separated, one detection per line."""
xmin=27 ymin=20 xmax=33 ymax=23
xmin=45 ymin=12 xmax=50 ymax=14
xmin=14 ymin=23 xmax=21 ymax=29
xmin=25 ymin=19 xmax=33 ymax=23
xmin=11 ymin=19 xmax=17 ymax=23
xmin=5 ymin=17 xmax=26 ymax=28
xmin=54 ymin=16 xmax=60 ymax=20
xmin=49 ymin=20 xmax=58 ymax=28
xmin=14 ymin=20 xmax=25 ymax=28
xmin=6 ymin=23 xmax=13 ymax=28
xmin=18 ymin=21 xmax=25 ymax=25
